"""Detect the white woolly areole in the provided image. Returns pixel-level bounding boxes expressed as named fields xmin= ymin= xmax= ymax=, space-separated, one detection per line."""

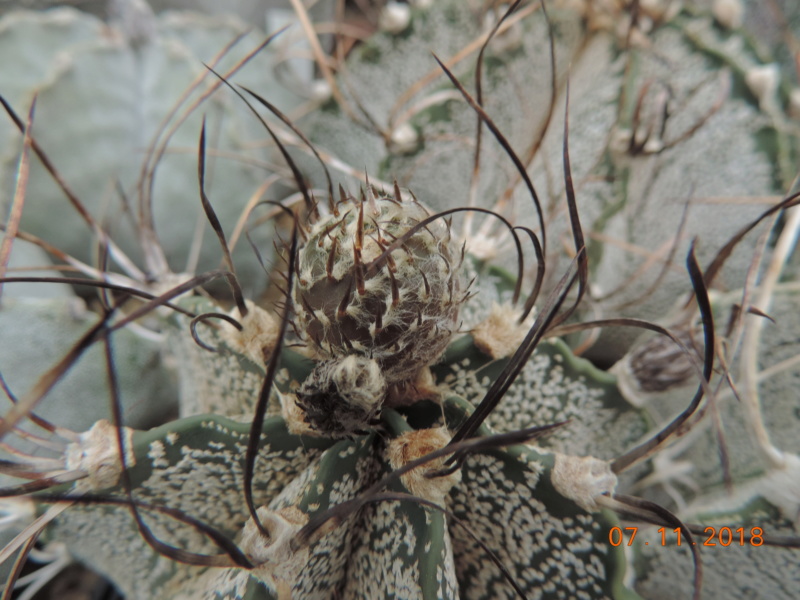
xmin=551 ymin=454 xmax=617 ymax=513
xmin=240 ymin=506 xmax=309 ymax=594
xmin=471 ymin=302 xmax=532 ymax=359
xmin=712 ymin=0 xmax=743 ymax=30
xmin=610 ymin=358 xmax=649 ymax=408
xmin=386 ymin=427 xmax=460 ymax=505
xmin=65 ymin=420 xmax=135 ymax=490
xmin=221 ymin=300 xmax=279 ymax=365
xmin=390 ymin=122 xmax=419 ymax=154
xmin=464 ymin=230 xmax=503 ymax=262
xmin=379 ymin=2 xmax=411 ymax=34
xmin=745 ymin=64 xmax=780 ymax=110
xmin=309 ymin=78 xmax=332 ymax=102
xmin=328 ymin=355 xmax=386 ymax=412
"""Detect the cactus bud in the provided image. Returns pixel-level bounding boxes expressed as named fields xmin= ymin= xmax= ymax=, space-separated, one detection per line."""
xmin=296 ymin=356 xmax=387 ymax=437
xmin=293 ymin=191 xmax=463 ymax=384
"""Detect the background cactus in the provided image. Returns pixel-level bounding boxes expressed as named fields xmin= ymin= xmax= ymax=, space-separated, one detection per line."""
xmin=0 ymin=3 xmax=313 ymax=294
xmin=1 ymin=1 xmax=799 ymax=599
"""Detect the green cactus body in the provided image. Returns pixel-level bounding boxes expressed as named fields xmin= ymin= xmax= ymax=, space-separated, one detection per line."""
xmin=43 ymin=394 xmax=633 ymax=599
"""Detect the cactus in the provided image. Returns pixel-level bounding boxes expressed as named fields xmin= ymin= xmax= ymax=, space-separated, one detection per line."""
xmin=0 ymin=5 xmax=306 ymax=294
xmin=1 ymin=1 xmax=800 ymax=599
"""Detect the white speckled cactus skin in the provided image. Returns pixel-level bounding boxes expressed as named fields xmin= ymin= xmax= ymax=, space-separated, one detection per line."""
xmin=1 ymin=1 xmax=800 ymax=599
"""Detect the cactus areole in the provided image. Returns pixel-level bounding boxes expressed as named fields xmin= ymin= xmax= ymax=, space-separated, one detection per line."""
xmin=293 ymin=191 xmax=464 ymax=386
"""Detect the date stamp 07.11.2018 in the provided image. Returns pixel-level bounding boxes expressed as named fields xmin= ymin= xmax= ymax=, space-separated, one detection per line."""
xmin=608 ymin=526 xmax=766 ymax=547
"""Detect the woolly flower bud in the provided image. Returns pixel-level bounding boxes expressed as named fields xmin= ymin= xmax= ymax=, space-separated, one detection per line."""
xmin=612 ymin=328 xmax=702 ymax=406
xmin=293 ymin=191 xmax=464 ymax=384
xmin=628 ymin=330 xmax=700 ymax=393
xmin=296 ymin=356 xmax=386 ymax=437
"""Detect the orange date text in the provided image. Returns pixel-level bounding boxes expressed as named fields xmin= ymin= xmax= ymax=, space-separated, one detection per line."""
xmin=608 ymin=526 xmax=765 ymax=547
